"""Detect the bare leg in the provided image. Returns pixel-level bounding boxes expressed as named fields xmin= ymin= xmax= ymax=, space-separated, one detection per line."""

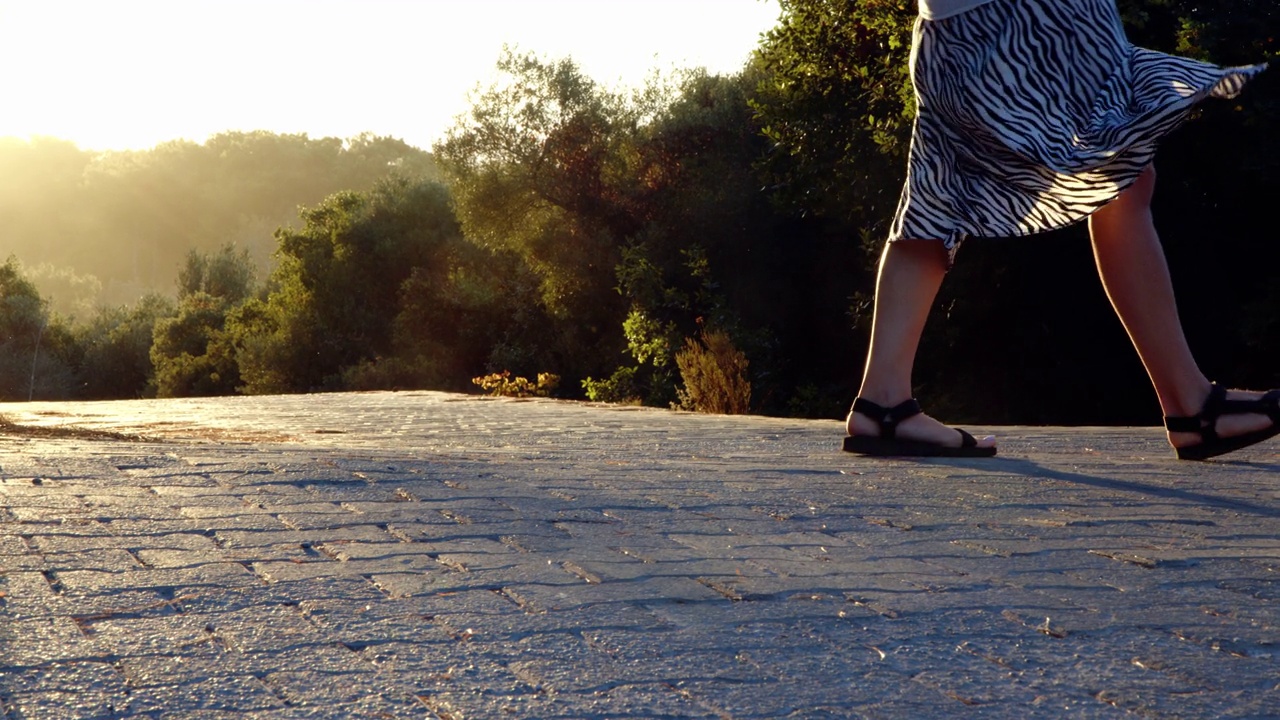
xmin=1089 ymin=166 xmax=1272 ymax=450
xmin=848 ymin=239 xmax=996 ymax=448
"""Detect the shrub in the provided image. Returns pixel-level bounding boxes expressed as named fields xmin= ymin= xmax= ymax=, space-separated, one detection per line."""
xmin=341 ymin=355 xmax=438 ymax=391
xmin=582 ymin=366 xmax=642 ymax=404
xmin=472 ymin=370 xmax=560 ymax=398
xmin=674 ymin=328 xmax=750 ymax=414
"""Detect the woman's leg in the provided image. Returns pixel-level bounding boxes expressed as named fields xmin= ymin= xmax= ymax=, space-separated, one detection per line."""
xmin=1089 ymin=166 xmax=1273 ymax=449
xmin=849 ymin=238 xmax=996 ymax=448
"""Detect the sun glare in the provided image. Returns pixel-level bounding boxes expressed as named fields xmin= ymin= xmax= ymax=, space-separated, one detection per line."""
xmin=0 ymin=0 xmax=779 ymax=152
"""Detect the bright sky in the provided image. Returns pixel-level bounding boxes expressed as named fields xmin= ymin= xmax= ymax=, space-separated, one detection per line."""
xmin=0 ymin=0 xmax=780 ymax=152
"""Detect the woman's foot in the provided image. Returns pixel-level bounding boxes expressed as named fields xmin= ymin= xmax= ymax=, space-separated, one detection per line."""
xmin=847 ymin=408 xmax=996 ymax=448
xmin=844 ymin=397 xmax=997 ymax=457
xmin=1165 ymin=385 xmax=1280 ymax=460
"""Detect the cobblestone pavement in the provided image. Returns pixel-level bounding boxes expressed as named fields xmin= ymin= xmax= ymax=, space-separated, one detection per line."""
xmin=1 ymin=391 xmax=1278 ymax=719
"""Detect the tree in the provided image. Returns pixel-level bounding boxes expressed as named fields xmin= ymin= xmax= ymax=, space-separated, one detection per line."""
xmin=76 ymin=294 xmax=175 ymax=399
xmin=150 ymin=243 xmax=259 ymax=397
xmin=233 ymin=177 xmax=475 ymax=394
xmin=151 ymin=292 xmax=240 ymax=397
xmin=436 ymin=50 xmax=642 ymax=383
xmin=176 ymin=243 xmax=256 ymax=304
xmin=0 ymin=257 xmax=76 ymax=400
xmin=752 ymin=0 xmax=916 ymax=229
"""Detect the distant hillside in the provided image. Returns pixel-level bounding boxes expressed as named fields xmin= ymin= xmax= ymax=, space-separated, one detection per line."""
xmin=0 ymin=131 xmax=441 ymax=315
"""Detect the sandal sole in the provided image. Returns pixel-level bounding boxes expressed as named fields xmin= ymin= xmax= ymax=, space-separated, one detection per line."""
xmin=1175 ymin=424 xmax=1280 ymax=461
xmin=843 ymin=435 xmax=997 ymax=458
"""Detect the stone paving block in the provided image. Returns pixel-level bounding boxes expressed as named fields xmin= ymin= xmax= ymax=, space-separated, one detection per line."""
xmin=568 ymin=682 xmax=729 ymax=719
xmin=127 ymin=547 xmax=227 ymax=569
xmin=385 ymin=517 xmax=564 ymax=544
xmin=249 ymin=552 xmax=438 ymax=585
xmin=236 ymin=693 xmax=431 ymax=720
xmin=355 ymin=639 xmax=468 ymax=684
xmin=4 ymin=688 xmax=134 ymax=719
xmin=0 ymin=571 xmax=74 ymax=619
xmin=0 ymin=661 xmax=126 ymax=699
xmin=0 ymin=543 xmax=41 ymax=574
xmin=419 ymin=691 xmax=636 ymax=720
xmin=309 ymin=540 xmax=435 ymax=563
xmin=495 ymin=573 xmax=728 ymax=615
xmin=120 ymin=675 xmax=288 ymax=715
xmin=268 ymin=511 xmax=392 ymax=533
xmin=297 ymin=597 xmax=450 ymax=646
xmin=678 ymin=673 xmax=909 ymax=719
xmin=7 ymin=504 xmax=96 ymax=524
xmin=257 ymin=666 xmax=386 ymax=707
xmin=78 ymin=613 xmax=209 ymax=660
xmin=213 ymin=524 xmax=395 ymax=551
xmin=41 ymin=548 xmax=144 ymax=574
xmin=410 ymin=591 xmax=671 ymax=646
xmin=359 ymin=641 xmax=545 ymax=704
xmin=3 ymin=617 xmax=104 ymax=669
xmin=115 ymin=649 xmax=237 ymax=688
xmin=420 ymin=540 xmax=532 ymax=573
xmin=110 ymin=517 xmax=276 ymax=540
xmin=560 ymin=554 xmax=774 ymax=588
xmin=471 ymin=527 xmax=602 ymax=554
xmin=361 ymin=571 xmax=474 ymax=599
xmin=54 ymin=563 xmax=262 ymax=598
xmin=1220 ymin=686 xmax=1280 ymax=719
xmin=41 ymin=531 xmax=218 ymax=556
xmin=197 ymin=604 xmax=331 ymax=655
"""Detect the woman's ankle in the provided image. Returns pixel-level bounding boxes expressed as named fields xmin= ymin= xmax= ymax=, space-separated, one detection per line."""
xmin=1158 ymin=378 xmax=1214 ymax=419
xmin=853 ymin=385 xmax=914 ymax=410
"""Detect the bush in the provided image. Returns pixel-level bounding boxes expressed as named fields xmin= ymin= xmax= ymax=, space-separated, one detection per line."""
xmin=150 ymin=292 xmax=240 ymax=397
xmin=674 ymin=328 xmax=750 ymax=414
xmin=341 ymin=355 xmax=438 ymax=391
xmin=472 ymin=371 xmax=560 ymax=398
xmin=77 ymin=294 xmax=175 ymax=399
xmin=582 ymin=366 xmax=642 ymax=404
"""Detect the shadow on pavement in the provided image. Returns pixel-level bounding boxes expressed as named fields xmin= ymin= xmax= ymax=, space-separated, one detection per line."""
xmin=992 ymin=457 xmax=1280 ymax=519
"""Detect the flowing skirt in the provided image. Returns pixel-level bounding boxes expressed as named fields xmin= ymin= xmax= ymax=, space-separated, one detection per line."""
xmin=890 ymin=0 xmax=1267 ymax=264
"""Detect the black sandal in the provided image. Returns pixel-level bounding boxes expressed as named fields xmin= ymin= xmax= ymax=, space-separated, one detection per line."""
xmin=842 ymin=397 xmax=996 ymax=458
xmin=1164 ymin=383 xmax=1280 ymax=461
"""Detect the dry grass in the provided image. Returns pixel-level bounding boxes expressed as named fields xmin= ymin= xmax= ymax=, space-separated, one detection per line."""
xmin=0 ymin=415 xmax=150 ymax=442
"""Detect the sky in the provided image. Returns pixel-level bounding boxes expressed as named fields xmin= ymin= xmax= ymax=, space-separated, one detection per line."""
xmin=0 ymin=0 xmax=781 ymax=152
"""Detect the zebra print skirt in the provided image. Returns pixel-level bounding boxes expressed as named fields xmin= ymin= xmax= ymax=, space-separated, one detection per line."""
xmin=890 ymin=0 xmax=1267 ymax=264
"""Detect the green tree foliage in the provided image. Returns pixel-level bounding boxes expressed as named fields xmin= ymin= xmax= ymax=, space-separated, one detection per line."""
xmin=752 ymin=0 xmax=916 ymax=226
xmin=0 ymin=257 xmax=77 ymax=400
xmin=76 ymin=294 xmax=175 ymax=399
xmin=233 ymin=177 xmax=495 ymax=394
xmin=177 ymin=243 xmax=256 ymax=304
xmin=436 ymin=50 xmax=638 ymax=385
xmin=439 ymin=52 xmax=824 ymax=403
xmin=151 ymin=292 xmax=241 ymax=398
xmin=616 ymin=68 xmax=865 ymax=412
xmin=150 ymin=244 xmax=259 ymax=397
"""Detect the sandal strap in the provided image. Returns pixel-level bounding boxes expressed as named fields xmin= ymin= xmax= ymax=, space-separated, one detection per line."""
xmin=1164 ymin=383 xmax=1226 ymax=439
xmin=957 ymin=428 xmax=979 ymax=448
xmin=1164 ymin=415 xmax=1202 ymax=434
xmin=852 ymin=397 xmax=923 ymax=441
xmin=1265 ymin=390 xmax=1280 ymax=421
xmin=1163 ymin=383 xmax=1280 ymax=440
